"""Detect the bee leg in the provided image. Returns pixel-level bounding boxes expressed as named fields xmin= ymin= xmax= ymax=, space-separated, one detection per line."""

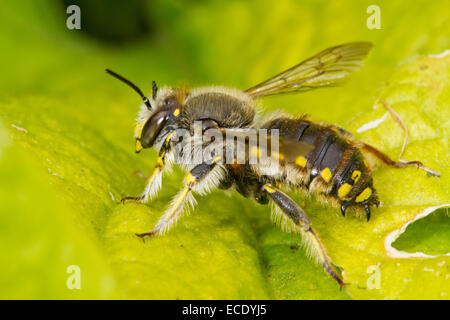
xmin=121 ymin=160 xmax=165 ymax=203
xmin=262 ymin=184 xmax=347 ymax=288
xmin=136 ymin=159 xmax=221 ymax=240
xmin=121 ymin=132 xmax=174 ymax=203
xmin=133 ymin=170 xmax=148 ymax=181
xmin=340 ymin=202 xmax=349 ymax=217
xmin=361 ymin=99 xmax=440 ymax=177
xmin=361 ymin=143 xmax=440 ymax=177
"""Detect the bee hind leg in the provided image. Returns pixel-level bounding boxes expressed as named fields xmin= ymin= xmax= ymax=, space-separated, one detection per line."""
xmin=362 ymin=99 xmax=440 ymax=177
xmin=361 ymin=143 xmax=440 ymax=177
xmin=262 ymin=184 xmax=347 ymax=288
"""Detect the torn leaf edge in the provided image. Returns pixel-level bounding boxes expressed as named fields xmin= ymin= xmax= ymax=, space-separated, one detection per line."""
xmin=384 ymin=204 xmax=450 ymax=259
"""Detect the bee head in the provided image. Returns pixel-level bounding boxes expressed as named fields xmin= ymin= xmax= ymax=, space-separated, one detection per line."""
xmin=105 ymin=69 xmax=184 ymax=153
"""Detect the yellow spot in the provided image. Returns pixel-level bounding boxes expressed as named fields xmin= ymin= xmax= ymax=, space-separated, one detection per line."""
xmin=135 ymin=140 xmax=143 ymax=153
xmin=338 ymin=183 xmax=352 ymax=199
xmin=251 ymin=146 xmax=260 ymax=158
xmin=264 ymin=185 xmax=276 ymax=194
xmin=156 ymin=156 xmax=164 ymax=167
xmin=351 ymin=170 xmax=361 ymax=183
xmin=134 ymin=122 xmax=145 ymax=139
xmin=185 ymin=173 xmax=197 ymax=185
xmin=355 ymin=187 xmax=372 ymax=203
xmin=271 ymin=151 xmax=285 ymax=161
xmin=213 ymin=156 xmax=222 ymax=163
xmin=320 ymin=167 xmax=332 ymax=183
xmin=173 ymin=108 xmax=180 ymax=116
xmin=166 ymin=131 xmax=174 ymax=142
xmin=295 ymin=156 xmax=307 ymax=167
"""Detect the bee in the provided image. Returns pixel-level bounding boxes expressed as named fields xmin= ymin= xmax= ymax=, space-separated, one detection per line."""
xmin=106 ymin=42 xmax=439 ymax=287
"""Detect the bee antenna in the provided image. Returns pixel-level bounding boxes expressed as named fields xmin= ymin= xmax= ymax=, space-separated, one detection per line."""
xmin=105 ymin=69 xmax=152 ymax=110
xmin=152 ymin=81 xmax=158 ymax=99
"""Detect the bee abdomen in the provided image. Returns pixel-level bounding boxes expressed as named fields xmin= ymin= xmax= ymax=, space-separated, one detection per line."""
xmin=263 ymin=118 xmax=346 ymax=183
xmin=263 ymin=117 xmax=379 ymax=211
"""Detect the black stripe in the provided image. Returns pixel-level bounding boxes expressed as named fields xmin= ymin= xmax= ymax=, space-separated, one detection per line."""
xmin=311 ymin=133 xmax=337 ymax=170
xmin=330 ymin=148 xmax=357 ymax=194
xmin=319 ymin=136 xmax=348 ymax=173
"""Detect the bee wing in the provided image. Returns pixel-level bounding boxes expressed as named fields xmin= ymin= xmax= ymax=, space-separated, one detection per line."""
xmin=245 ymin=42 xmax=373 ymax=98
xmin=216 ymin=128 xmax=314 ymax=163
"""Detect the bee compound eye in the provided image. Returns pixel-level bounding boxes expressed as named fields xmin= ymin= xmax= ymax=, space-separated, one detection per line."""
xmin=140 ymin=110 xmax=170 ymax=148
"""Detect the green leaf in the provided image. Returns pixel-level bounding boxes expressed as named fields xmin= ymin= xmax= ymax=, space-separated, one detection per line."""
xmin=393 ymin=207 xmax=450 ymax=256
xmin=0 ymin=122 xmax=117 ymax=299
xmin=308 ymin=53 xmax=450 ymax=299
xmin=0 ymin=0 xmax=448 ymax=299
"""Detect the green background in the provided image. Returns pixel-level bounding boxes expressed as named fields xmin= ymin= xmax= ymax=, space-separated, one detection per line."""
xmin=0 ymin=0 xmax=448 ymax=299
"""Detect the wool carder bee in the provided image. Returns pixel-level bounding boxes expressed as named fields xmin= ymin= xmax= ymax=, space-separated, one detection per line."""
xmin=106 ymin=42 xmax=439 ymax=287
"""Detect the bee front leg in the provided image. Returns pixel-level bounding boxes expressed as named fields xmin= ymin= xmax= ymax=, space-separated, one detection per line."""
xmin=136 ymin=159 xmax=222 ymax=240
xmin=121 ymin=133 xmax=174 ymax=203
xmin=121 ymin=162 xmax=164 ymax=203
xmin=262 ymin=184 xmax=346 ymax=288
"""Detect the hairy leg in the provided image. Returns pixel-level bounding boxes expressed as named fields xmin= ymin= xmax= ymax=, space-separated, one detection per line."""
xmin=121 ymin=132 xmax=174 ymax=203
xmin=361 ymin=143 xmax=440 ymax=177
xmin=263 ymin=184 xmax=346 ymax=287
xmin=136 ymin=158 xmax=223 ymax=240
xmin=362 ymin=99 xmax=440 ymax=177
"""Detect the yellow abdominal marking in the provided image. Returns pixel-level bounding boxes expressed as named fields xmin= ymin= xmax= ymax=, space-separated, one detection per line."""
xmin=213 ymin=156 xmax=222 ymax=163
xmin=264 ymin=185 xmax=276 ymax=194
xmin=173 ymin=108 xmax=180 ymax=116
xmin=355 ymin=187 xmax=372 ymax=203
xmin=320 ymin=167 xmax=332 ymax=183
xmin=351 ymin=170 xmax=361 ymax=183
xmin=272 ymin=151 xmax=285 ymax=161
xmin=295 ymin=156 xmax=307 ymax=168
xmin=251 ymin=146 xmax=260 ymax=158
xmin=338 ymin=183 xmax=352 ymax=199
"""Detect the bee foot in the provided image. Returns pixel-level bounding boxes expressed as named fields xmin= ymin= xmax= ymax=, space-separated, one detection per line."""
xmin=341 ymin=203 xmax=348 ymax=217
xmin=364 ymin=204 xmax=371 ymax=222
xmin=133 ymin=170 xmax=148 ymax=181
xmin=121 ymin=195 xmax=145 ymax=203
xmin=339 ymin=280 xmax=350 ymax=291
xmin=135 ymin=231 xmax=157 ymax=242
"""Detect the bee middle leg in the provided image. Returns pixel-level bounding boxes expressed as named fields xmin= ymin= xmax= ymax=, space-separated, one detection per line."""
xmin=262 ymin=184 xmax=346 ymax=287
xmin=136 ymin=159 xmax=221 ymax=240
